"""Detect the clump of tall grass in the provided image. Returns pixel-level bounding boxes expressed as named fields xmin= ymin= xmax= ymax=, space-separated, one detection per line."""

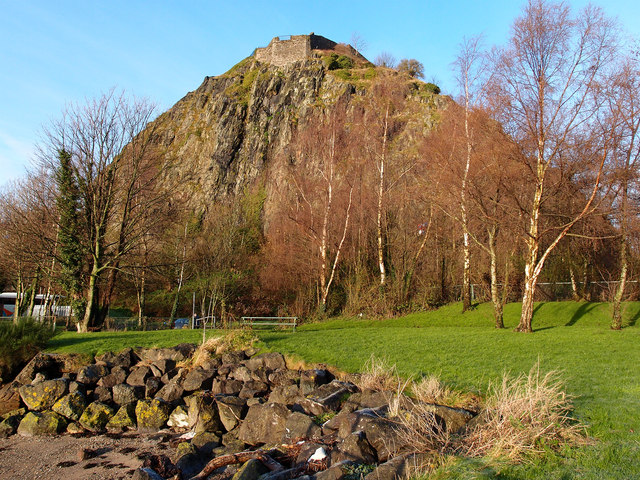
xmin=356 ymin=354 xmax=402 ymax=392
xmin=190 ymin=329 xmax=259 ymax=368
xmin=459 ymin=363 xmax=584 ymax=461
xmin=0 ymin=319 xmax=55 ymax=382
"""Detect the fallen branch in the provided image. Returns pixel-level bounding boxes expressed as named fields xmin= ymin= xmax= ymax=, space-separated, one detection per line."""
xmin=190 ymin=449 xmax=284 ymax=480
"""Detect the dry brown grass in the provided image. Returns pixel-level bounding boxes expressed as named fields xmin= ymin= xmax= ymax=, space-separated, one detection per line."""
xmin=190 ymin=329 xmax=259 ymax=368
xmin=412 ymin=375 xmax=452 ymax=405
xmin=356 ymin=354 xmax=403 ymax=392
xmin=459 ymin=363 xmax=585 ymax=461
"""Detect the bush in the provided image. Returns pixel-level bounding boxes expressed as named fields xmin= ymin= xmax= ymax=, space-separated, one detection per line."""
xmin=423 ymin=82 xmax=441 ymax=95
xmin=0 ymin=319 xmax=55 ymax=381
xmin=324 ymin=54 xmax=355 ymax=70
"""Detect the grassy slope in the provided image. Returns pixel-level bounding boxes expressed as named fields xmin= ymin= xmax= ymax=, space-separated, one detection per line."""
xmin=47 ymin=302 xmax=640 ymax=479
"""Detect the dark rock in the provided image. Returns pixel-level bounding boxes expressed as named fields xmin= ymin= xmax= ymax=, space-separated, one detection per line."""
xmin=132 ymin=467 xmax=165 ymax=480
xmin=97 ymin=366 xmax=128 ymax=388
xmin=113 ymin=383 xmax=143 ymax=405
xmin=239 ymin=380 xmax=269 ymax=399
xmin=267 ymin=370 xmax=299 ymax=387
xmin=174 ymin=441 xmax=198 ymax=461
xmin=93 ymin=385 xmax=112 ymax=403
xmin=234 ymin=458 xmax=270 ymax=480
xmin=14 ymin=353 xmax=56 ymax=385
xmin=112 ymin=348 xmax=134 ymax=368
xmin=315 ymin=461 xmax=355 ymax=480
xmin=212 ymin=379 xmax=243 ymax=395
xmin=300 ymin=369 xmax=335 ymax=395
xmin=245 ymin=352 xmax=286 ymax=372
xmin=151 ymin=359 xmax=175 ymax=375
xmin=160 ymin=368 xmax=180 ymax=384
xmin=145 ymin=377 xmax=163 ymax=398
xmin=17 ymin=410 xmax=67 ymax=436
xmin=136 ymin=399 xmax=171 ymax=432
xmin=282 ymin=411 xmax=321 ymax=442
xmin=187 ymin=391 xmax=224 ymax=433
xmin=192 ymin=431 xmax=222 ymax=456
xmin=250 ymin=367 xmax=270 ymax=384
xmin=76 ymin=364 xmax=109 ymax=386
xmin=229 ymin=365 xmax=253 ymax=382
xmin=216 ymin=395 xmax=248 ymax=431
xmin=0 ymin=382 xmax=22 ymax=416
xmin=268 ymin=384 xmax=302 ymax=405
xmin=237 ymin=402 xmax=290 ymax=445
xmin=333 ymin=431 xmax=377 ymax=465
xmin=79 ymin=401 xmax=115 ymax=432
xmin=308 ymin=380 xmax=359 ymax=411
xmin=52 ymin=391 xmax=87 ymax=421
xmin=148 ymin=364 xmax=162 ymax=378
xmin=0 ymin=409 xmax=24 ymax=438
xmin=337 ymin=408 xmax=407 ymax=462
xmin=418 ymin=403 xmax=475 ymax=433
xmin=221 ymin=351 xmax=247 ymax=366
xmin=136 ymin=343 xmax=196 ymax=363
xmin=142 ymin=454 xmax=180 ymax=478
xmin=155 ymin=381 xmax=185 ymax=404
xmin=127 ymin=366 xmax=152 ymax=386
xmin=32 ymin=372 xmax=47 ymax=384
xmin=68 ymin=381 xmax=85 ymax=394
xmin=19 ymin=378 xmax=68 ymax=411
xmin=344 ymin=391 xmax=391 ymax=411
xmin=183 ymin=367 xmax=216 ymax=392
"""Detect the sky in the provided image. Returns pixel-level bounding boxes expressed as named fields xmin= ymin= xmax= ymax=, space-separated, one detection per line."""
xmin=1 ymin=0 xmax=638 ymax=189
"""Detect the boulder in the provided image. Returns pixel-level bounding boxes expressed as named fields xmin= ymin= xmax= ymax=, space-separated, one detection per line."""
xmin=212 ymin=379 xmax=243 ymax=395
xmin=0 ymin=382 xmax=22 ymax=415
xmin=127 ymin=366 xmax=152 ymax=386
xmin=167 ymin=405 xmax=189 ymax=429
xmin=192 ymin=431 xmax=222 ymax=456
xmin=333 ymin=431 xmax=377 ymax=464
xmin=145 ymin=377 xmax=163 ymax=398
xmin=0 ymin=409 xmax=25 ymax=438
xmin=308 ymin=381 xmax=359 ymax=411
xmin=151 ymin=359 xmax=175 ymax=375
xmin=66 ymin=422 xmax=84 ymax=434
xmin=79 ymin=402 xmax=115 ymax=432
xmin=237 ymin=402 xmax=290 ymax=445
xmin=216 ymin=395 xmax=247 ymax=431
xmin=187 ymin=391 xmax=224 ymax=433
xmin=418 ymin=403 xmax=475 ymax=434
xmin=221 ymin=351 xmax=247 ymax=366
xmin=268 ymin=369 xmax=299 ymax=387
xmin=239 ymin=380 xmax=269 ymax=399
xmin=132 ymin=468 xmax=165 ymax=480
xmin=107 ymin=403 xmax=137 ymax=431
xmin=14 ymin=352 xmax=55 ymax=385
xmin=52 ymin=391 xmax=87 ymax=421
xmin=183 ymin=367 xmax=216 ymax=392
xmin=315 ymin=461 xmax=355 ymax=480
xmin=233 ymin=458 xmax=269 ymax=480
xmin=229 ymin=365 xmax=253 ymax=382
xmin=113 ymin=383 xmax=143 ymax=405
xmin=136 ymin=399 xmax=171 ymax=432
xmin=337 ymin=409 xmax=408 ymax=462
xmin=300 ymin=369 xmax=335 ymax=395
xmin=268 ymin=384 xmax=302 ymax=406
xmin=93 ymin=385 xmax=113 ymax=403
xmin=18 ymin=378 xmax=68 ymax=411
xmin=155 ymin=382 xmax=184 ymax=404
xmin=282 ymin=411 xmax=322 ymax=442
xmin=76 ymin=364 xmax=109 ymax=385
xmin=136 ymin=343 xmax=196 ymax=363
xmin=245 ymin=352 xmax=286 ymax=372
xmin=174 ymin=441 xmax=198 ymax=461
xmin=97 ymin=366 xmax=128 ymax=388
xmin=17 ymin=411 xmax=67 ymax=436
xmin=344 ymin=391 xmax=391 ymax=411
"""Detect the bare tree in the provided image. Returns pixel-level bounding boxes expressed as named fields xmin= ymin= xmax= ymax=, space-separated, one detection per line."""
xmin=374 ymin=52 xmax=397 ymax=68
xmin=351 ymin=31 xmax=368 ymax=57
xmin=40 ymin=89 xmax=160 ymax=332
xmin=398 ymin=59 xmax=425 ymax=79
xmin=491 ymin=0 xmax=619 ymax=332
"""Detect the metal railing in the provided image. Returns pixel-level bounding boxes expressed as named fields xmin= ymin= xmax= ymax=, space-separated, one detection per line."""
xmin=241 ymin=316 xmax=297 ymax=331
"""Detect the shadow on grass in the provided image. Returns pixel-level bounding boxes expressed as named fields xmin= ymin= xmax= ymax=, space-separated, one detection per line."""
xmin=534 ymin=325 xmax=556 ymax=332
xmin=565 ymin=303 xmax=598 ymax=327
xmin=624 ymin=304 xmax=640 ymax=327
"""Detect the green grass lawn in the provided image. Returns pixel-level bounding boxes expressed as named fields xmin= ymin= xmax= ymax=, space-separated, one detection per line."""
xmin=46 ymin=301 xmax=640 ymax=479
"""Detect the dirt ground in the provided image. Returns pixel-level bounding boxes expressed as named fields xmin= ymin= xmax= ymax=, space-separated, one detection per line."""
xmin=0 ymin=431 xmax=174 ymax=479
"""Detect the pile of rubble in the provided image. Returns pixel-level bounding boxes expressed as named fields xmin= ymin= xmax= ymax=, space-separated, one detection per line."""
xmin=0 ymin=344 xmax=477 ymax=480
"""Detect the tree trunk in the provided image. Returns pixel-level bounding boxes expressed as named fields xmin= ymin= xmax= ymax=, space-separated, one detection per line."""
xmin=461 ymin=84 xmax=472 ymax=312
xmin=488 ymin=229 xmax=504 ymax=328
xmin=79 ymin=265 xmax=99 ymax=333
xmin=377 ymin=105 xmax=389 ymax=287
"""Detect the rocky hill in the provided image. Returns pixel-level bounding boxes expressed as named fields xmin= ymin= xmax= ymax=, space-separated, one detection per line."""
xmin=146 ymin=40 xmax=444 ymax=219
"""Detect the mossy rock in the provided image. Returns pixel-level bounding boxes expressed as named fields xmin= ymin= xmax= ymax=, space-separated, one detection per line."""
xmin=192 ymin=431 xmax=221 ymax=456
xmin=52 ymin=391 xmax=87 ymax=421
xmin=135 ymin=398 xmax=171 ymax=432
xmin=0 ymin=409 xmax=25 ymax=438
xmin=18 ymin=379 xmax=68 ymax=411
xmin=17 ymin=411 xmax=67 ymax=436
xmin=79 ymin=402 xmax=115 ymax=432
xmin=174 ymin=441 xmax=198 ymax=462
xmin=107 ymin=403 xmax=137 ymax=432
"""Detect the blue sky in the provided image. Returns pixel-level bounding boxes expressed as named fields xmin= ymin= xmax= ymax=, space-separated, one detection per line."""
xmin=1 ymin=0 xmax=638 ymax=188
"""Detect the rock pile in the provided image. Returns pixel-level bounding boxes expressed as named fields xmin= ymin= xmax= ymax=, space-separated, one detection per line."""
xmin=0 ymin=345 xmax=477 ymax=480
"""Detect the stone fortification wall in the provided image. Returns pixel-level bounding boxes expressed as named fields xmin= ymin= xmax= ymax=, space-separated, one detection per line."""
xmin=255 ymin=35 xmax=311 ymax=67
xmin=255 ymin=34 xmax=338 ymax=67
